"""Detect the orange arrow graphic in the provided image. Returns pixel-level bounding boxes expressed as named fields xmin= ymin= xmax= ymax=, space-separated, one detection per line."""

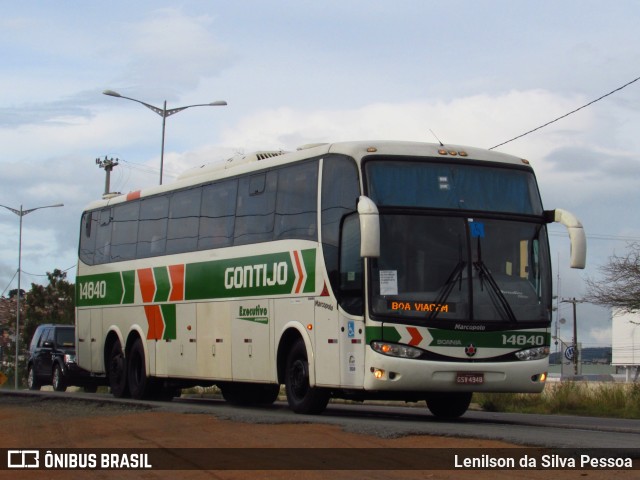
xmin=406 ymin=327 xmax=423 ymax=346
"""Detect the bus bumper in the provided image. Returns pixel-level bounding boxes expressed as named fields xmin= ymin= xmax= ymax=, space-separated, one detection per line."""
xmin=363 ymin=349 xmax=548 ymax=393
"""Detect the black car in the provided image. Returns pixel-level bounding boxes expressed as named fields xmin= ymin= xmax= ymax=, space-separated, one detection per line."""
xmin=26 ymin=324 xmax=99 ymax=392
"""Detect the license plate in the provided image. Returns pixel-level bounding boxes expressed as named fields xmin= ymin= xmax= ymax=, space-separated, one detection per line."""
xmin=456 ymin=372 xmax=484 ymax=385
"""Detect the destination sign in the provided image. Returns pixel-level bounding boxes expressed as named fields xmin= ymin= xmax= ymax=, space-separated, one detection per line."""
xmin=387 ymin=301 xmax=455 ymax=313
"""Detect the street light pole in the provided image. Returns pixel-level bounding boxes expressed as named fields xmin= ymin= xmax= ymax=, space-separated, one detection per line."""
xmin=103 ymin=90 xmax=227 ymax=185
xmin=0 ymin=203 xmax=64 ymax=389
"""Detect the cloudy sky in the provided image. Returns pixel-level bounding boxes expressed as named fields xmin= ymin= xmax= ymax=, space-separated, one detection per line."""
xmin=2 ymin=1 xmax=640 ymax=349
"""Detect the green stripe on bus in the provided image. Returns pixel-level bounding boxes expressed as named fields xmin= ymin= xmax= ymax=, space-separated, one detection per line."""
xmin=76 ymin=249 xmax=317 ymax=306
xmin=161 ymin=304 xmax=177 ymax=340
xmin=76 ymin=271 xmax=135 ymax=307
xmin=185 ymin=249 xmax=316 ymax=300
xmin=153 ymin=266 xmax=171 ymax=303
xmin=121 ymin=270 xmax=135 ymax=304
xmin=366 ymin=325 xmax=549 ymax=349
xmin=429 ymin=329 xmax=550 ymax=348
xmin=365 ymin=325 xmax=402 ymax=343
xmin=301 ymin=249 xmax=316 ymax=293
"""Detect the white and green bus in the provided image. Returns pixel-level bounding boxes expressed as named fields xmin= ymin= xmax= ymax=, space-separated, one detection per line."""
xmin=76 ymin=141 xmax=586 ymax=417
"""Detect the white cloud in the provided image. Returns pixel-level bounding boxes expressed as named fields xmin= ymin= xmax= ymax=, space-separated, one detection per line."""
xmin=218 ymin=90 xmax=593 ymax=154
xmin=109 ymin=9 xmax=230 ymax=98
xmin=588 ymin=327 xmax=612 ymax=348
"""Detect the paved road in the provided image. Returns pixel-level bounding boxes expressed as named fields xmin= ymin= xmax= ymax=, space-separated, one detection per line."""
xmin=4 ymin=390 xmax=640 ymax=449
xmin=170 ymin=395 xmax=640 ymax=449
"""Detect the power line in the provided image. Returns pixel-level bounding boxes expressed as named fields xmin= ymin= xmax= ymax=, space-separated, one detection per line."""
xmin=20 ymin=264 xmax=76 ymax=277
xmin=1 ymin=269 xmax=18 ymax=297
xmin=489 ymin=75 xmax=640 ymax=150
xmin=119 ymin=158 xmax=160 ymax=176
xmin=548 ymin=231 xmax=640 ymax=242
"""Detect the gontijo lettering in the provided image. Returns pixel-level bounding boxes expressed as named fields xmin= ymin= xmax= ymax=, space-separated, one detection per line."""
xmin=225 ymin=262 xmax=288 ymax=289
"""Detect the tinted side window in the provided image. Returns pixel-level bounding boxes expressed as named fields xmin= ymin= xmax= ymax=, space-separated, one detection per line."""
xmin=167 ymin=188 xmax=202 ymax=255
xmin=199 ymin=179 xmax=237 ymax=250
xmin=94 ymin=208 xmax=113 ymax=265
xmin=234 ymin=171 xmax=277 ymax=245
xmin=339 ymin=214 xmax=364 ymax=315
xmin=110 ymin=202 xmax=139 ymax=262
xmin=137 ymin=196 xmax=169 ymax=258
xmin=30 ymin=327 xmax=44 ymax=350
xmin=321 ymin=155 xmax=360 ymax=299
xmin=55 ymin=328 xmax=75 ymax=347
xmin=275 ymin=161 xmax=318 ymax=241
xmin=79 ymin=211 xmax=98 ymax=265
xmin=42 ymin=328 xmax=54 ymax=346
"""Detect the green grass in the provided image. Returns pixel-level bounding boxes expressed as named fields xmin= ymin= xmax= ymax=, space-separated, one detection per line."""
xmin=474 ymin=382 xmax=640 ymax=418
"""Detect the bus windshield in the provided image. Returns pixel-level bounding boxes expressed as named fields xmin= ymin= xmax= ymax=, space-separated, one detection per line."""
xmin=365 ymin=159 xmax=552 ymax=325
xmin=365 ymin=159 xmax=543 ymax=215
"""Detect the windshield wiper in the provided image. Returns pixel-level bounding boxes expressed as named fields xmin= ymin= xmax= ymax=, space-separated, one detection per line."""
xmin=427 ymin=260 xmax=466 ymax=322
xmin=473 ymin=260 xmax=517 ymax=322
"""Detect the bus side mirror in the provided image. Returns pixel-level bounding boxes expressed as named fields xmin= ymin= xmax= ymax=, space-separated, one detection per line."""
xmin=545 ymin=209 xmax=586 ymax=269
xmin=358 ymin=196 xmax=380 ymax=258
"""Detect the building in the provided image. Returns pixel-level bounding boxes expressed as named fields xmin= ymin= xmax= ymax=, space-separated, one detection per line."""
xmin=611 ymin=309 xmax=640 ymax=382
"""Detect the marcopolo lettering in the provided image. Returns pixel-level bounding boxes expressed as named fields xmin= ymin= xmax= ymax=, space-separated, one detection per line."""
xmin=224 ymin=262 xmax=288 ymax=290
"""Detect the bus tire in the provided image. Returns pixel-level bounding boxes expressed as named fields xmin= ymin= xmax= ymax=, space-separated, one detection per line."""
xmin=108 ymin=340 xmax=129 ymax=398
xmin=127 ymin=338 xmax=152 ymax=400
xmin=285 ymin=339 xmax=329 ymax=414
xmin=426 ymin=392 xmax=472 ymax=418
xmin=52 ymin=364 xmax=67 ymax=392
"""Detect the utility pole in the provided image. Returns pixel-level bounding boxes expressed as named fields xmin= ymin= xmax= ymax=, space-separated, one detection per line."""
xmin=96 ymin=156 xmax=119 ymax=196
xmin=562 ymin=298 xmax=583 ymax=376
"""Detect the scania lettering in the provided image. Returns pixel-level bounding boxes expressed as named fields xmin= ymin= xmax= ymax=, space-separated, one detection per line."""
xmin=76 ymin=141 xmax=586 ymax=418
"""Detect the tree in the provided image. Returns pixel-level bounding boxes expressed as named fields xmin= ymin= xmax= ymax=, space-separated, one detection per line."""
xmin=585 ymin=242 xmax=640 ymax=313
xmin=21 ymin=269 xmax=75 ymax=348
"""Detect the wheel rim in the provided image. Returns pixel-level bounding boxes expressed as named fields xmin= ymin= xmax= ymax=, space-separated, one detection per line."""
xmin=28 ymin=368 xmax=34 ymax=388
xmin=53 ymin=368 xmax=60 ymax=389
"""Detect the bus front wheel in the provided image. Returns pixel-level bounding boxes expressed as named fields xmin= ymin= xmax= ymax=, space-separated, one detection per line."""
xmin=285 ymin=339 xmax=329 ymax=414
xmin=426 ymin=392 xmax=472 ymax=418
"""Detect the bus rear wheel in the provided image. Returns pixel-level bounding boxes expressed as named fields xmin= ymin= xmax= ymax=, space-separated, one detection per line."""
xmin=108 ymin=340 xmax=129 ymax=398
xmin=285 ymin=339 xmax=329 ymax=414
xmin=127 ymin=338 xmax=152 ymax=400
xmin=426 ymin=392 xmax=472 ymax=418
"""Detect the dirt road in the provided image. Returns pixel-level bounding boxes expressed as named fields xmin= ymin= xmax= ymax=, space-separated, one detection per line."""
xmin=0 ymin=392 xmax=633 ymax=480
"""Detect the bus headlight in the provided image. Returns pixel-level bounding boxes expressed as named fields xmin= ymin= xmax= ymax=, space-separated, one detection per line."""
xmin=515 ymin=347 xmax=549 ymax=361
xmin=371 ymin=341 xmax=422 ymax=359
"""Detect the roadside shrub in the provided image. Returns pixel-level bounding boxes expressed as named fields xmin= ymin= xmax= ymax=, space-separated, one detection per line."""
xmin=475 ymin=382 xmax=640 ymax=418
